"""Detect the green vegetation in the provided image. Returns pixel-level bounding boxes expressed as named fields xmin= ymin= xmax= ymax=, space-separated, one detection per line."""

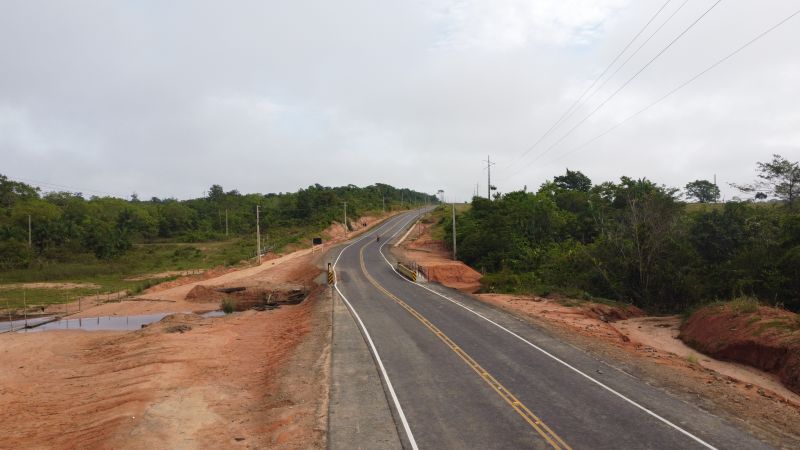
xmin=0 ymin=176 xmax=436 ymax=307
xmin=728 ymin=296 xmax=760 ymax=314
xmin=685 ymin=180 xmax=720 ymax=203
xmin=686 ymin=354 xmax=699 ymax=365
xmin=221 ymin=298 xmax=236 ymax=314
xmin=445 ymin=155 xmax=800 ymax=313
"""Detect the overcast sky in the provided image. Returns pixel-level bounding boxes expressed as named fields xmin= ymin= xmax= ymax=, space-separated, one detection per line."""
xmin=1 ymin=0 xmax=798 ymax=201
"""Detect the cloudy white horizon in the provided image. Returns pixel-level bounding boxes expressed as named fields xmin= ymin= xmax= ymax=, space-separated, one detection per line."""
xmin=1 ymin=0 xmax=798 ymax=202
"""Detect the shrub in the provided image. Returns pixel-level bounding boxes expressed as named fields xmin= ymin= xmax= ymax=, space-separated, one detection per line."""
xmin=221 ymin=298 xmax=236 ymax=314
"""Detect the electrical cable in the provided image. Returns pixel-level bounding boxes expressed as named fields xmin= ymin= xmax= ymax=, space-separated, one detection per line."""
xmin=544 ymin=7 xmax=800 ymax=165
xmin=505 ymin=0 xmax=676 ymax=169
xmin=516 ymin=0 xmax=724 ymax=174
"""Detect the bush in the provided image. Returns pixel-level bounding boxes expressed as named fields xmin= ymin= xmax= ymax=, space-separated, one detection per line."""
xmin=221 ymin=298 xmax=236 ymax=314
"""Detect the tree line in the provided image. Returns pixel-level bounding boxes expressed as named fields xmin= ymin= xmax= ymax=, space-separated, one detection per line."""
xmin=445 ymin=155 xmax=800 ymax=312
xmin=0 ymin=177 xmax=435 ymax=269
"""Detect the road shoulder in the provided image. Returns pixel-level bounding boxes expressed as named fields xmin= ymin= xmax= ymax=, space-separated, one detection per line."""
xmin=328 ymin=291 xmax=403 ymax=450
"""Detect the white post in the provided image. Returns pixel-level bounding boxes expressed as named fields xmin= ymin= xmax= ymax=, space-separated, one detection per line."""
xmin=256 ymin=205 xmax=262 ymax=264
xmin=225 ymin=209 xmax=229 ymax=237
xmin=452 ymin=202 xmax=457 ymax=261
xmin=23 ymin=291 xmax=28 ymax=328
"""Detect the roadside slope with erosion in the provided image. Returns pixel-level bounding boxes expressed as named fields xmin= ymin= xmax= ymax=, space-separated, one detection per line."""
xmin=392 ymin=213 xmax=800 ymax=448
xmin=681 ymin=301 xmax=800 ymax=395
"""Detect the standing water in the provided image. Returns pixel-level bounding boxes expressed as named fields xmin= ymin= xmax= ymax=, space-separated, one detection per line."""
xmin=15 ymin=310 xmax=225 ymax=333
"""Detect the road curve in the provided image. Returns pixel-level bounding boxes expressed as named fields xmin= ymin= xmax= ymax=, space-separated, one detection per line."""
xmin=333 ymin=211 xmax=771 ymax=450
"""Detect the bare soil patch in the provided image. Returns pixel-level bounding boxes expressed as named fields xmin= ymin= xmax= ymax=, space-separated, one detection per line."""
xmin=124 ymin=270 xmax=204 ymax=281
xmin=0 ymin=242 xmax=333 ymax=448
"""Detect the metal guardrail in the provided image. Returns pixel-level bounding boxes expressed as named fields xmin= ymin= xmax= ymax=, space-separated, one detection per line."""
xmin=396 ymin=263 xmax=418 ymax=282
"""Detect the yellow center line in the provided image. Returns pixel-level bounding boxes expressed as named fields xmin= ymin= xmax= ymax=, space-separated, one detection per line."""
xmin=357 ymin=244 xmax=572 ymax=450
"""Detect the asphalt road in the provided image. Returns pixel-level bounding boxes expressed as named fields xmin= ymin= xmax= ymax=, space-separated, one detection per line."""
xmin=333 ymin=211 xmax=772 ymax=450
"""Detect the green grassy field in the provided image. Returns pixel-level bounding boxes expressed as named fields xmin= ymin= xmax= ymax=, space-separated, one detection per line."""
xmin=0 ymin=210 xmax=389 ymax=310
xmin=0 ymin=239 xmax=252 ymax=309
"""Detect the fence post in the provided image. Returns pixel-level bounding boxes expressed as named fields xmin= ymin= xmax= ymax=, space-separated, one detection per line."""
xmin=5 ymin=299 xmax=13 ymax=332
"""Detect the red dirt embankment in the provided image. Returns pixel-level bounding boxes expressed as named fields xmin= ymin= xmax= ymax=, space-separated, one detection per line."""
xmin=395 ymin=220 xmax=483 ymax=293
xmin=680 ymin=304 xmax=800 ymax=395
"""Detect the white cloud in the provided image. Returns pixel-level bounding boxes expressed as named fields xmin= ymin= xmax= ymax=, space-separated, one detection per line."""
xmin=0 ymin=0 xmax=798 ymax=201
xmin=432 ymin=0 xmax=629 ymax=49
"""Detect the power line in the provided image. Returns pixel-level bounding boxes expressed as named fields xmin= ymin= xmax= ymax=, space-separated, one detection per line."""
xmin=571 ymin=0 xmax=692 ymax=125
xmin=6 ymin=175 xmax=125 ymax=198
xmin=516 ymin=0 xmax=724 ymax=174
xmin=505 ymin=0 xmax=675 ymax=169
xmin=545 ymin=7 xmax=800 ymax=165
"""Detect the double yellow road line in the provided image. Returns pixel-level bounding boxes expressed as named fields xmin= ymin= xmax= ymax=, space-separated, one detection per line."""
xmin=358 ymin=244 xmax=571 ymax=450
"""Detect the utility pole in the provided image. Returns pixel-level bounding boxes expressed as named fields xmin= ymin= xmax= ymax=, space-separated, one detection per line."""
xmin=484 ymin=155 xmax=495 ymax=200
xmin=256 ymin=205 xmax=261 ymax=264
xmin=225 ymin=209 xmax=229 ymax=237
xmin=452 ymin=201 xmax=457 ymax=261
xmin=28 ymin=214 xmax=32 ymax=248
xmin=382 ymin=196 xmax=386 ymax=213
xmin=343 ymin=202 xmax=348 ymax=237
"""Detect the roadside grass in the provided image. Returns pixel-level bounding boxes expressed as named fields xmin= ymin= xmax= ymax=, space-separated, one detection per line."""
xmin=754 ymin=319 xmax=800 ymax=336
xmin=729 ymin=296 xmax=760 ymax=314
xmin=686 ymin=354 xmax=699 ymax=364
xmin=0 ymin=238 xmax=253 ymax=310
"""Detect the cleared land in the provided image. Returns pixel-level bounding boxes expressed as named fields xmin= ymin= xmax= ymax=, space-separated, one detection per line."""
xmin=0 ymin=213 xmax=396 ymax=448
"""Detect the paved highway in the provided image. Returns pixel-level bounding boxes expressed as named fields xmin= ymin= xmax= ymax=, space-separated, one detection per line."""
xmin=333 ymin=211 xmax=771 ymax=449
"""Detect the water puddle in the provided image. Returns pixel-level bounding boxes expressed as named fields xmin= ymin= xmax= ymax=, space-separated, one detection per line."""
xmin=0 ymin=316 xmax=56 ymax=333
xmin=13 ymin=310 xmax=225 ymax=333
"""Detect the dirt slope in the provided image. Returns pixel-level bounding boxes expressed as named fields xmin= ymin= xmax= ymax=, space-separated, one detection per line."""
xmin=681 ymin=304 xmax=800 ymax=395
xmin=394 ymin=219 xmax=482 ymax=293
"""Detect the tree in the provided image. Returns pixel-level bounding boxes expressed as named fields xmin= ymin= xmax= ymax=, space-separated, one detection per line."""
xmin=732 ymin=154 xmax=800 ymax=208
xmin=554 ymin=169 xmax=592 ymax=192
xmin=684 ymin=180 xmax=719 ymax=203
xmin=207 ymin=184 xmax=225 ymax=203
xmin=0 ymin=174 xmax=40 ymax=208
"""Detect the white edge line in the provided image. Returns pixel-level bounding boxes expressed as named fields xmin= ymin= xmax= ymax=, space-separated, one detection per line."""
xmin=376 ymin=220 xmax=718 ymax=450
xmin=332 ymin=213 xmax=420 ymax=450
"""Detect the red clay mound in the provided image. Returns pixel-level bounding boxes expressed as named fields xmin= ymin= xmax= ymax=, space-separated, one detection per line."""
xmin=420 ymin=263 xmax=482 ymax=293
xmin=580 ymin=303 xmax=644 ymax=322
xmin=680 ymin=304 xmax=800 ymax=395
